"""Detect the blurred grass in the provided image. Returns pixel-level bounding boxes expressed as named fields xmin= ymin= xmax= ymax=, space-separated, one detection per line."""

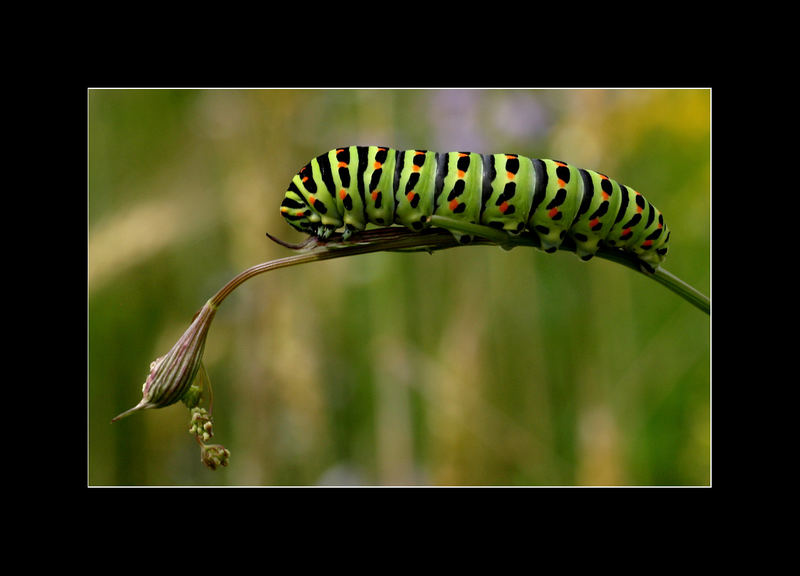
xmin=88 ymin=88 xmax=710 ymax=486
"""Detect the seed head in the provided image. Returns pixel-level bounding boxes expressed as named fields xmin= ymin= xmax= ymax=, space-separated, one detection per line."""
xmin=112 ymin=301 xmax=217 ymax=422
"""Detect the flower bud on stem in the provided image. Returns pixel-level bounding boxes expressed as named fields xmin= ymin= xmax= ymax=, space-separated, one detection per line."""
xmin=112 ymin=301 xmax=217 ymax=422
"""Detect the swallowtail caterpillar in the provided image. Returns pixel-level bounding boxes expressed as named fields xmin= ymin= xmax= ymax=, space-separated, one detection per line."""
xmin=280 ymin=146 xmax=670 ymax=271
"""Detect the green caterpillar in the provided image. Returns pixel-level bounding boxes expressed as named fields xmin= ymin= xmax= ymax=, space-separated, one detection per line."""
xmin=280 ymin=146 xmax=670 ymax=270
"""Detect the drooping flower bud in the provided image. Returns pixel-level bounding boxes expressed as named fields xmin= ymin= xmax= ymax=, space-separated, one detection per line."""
xmin=112 ymin=301 xmax=217 ymax=422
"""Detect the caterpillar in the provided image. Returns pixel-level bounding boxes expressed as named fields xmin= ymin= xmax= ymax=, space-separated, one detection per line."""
xmin=280 ymin=146 xmax=670 ymax=270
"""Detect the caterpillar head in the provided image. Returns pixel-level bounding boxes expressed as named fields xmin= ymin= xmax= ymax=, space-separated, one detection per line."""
xmin=280 ymin=189 xmax=318 ymax=236
xmin=280 ymin=188 xmax=340 ymax=239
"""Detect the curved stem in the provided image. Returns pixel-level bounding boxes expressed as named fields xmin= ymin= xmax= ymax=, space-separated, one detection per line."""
xmin=209 ymin=228 xmax=461 ymax=307
xmin=209 ymin=224 xmax=709 ymax=316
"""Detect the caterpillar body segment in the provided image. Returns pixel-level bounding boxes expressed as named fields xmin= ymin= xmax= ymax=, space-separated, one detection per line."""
xmin=529 ymin=159 xmax=583 ymax=254
xmin=568 ymin=169 xmax=623 ymax=261
xmin=280 ymin=146 xmax=670 ymax=269
xmin=394 ymin=149 xmax=437 ymax=233
xmin=480 ymin=153 xmax=535 ymax=237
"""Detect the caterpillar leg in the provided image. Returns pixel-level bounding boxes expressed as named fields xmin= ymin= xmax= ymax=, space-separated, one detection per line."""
xmin=638 ymin=259 xmax=657 ymax=274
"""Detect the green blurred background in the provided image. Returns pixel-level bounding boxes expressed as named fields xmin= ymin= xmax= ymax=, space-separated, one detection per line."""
xmin=88 ymin=88 xmax=710 ymax=486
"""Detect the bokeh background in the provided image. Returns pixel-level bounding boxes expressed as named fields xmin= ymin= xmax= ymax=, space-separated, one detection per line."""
xmin=88 ymin=88 xmax=711 ymax=486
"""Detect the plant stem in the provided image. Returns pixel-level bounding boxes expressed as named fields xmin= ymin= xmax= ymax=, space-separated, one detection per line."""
xmin=209 ymin=228 xmax=460 ymax=307
xmin=208 ymin=225 xmax=709 ymax=316
xmin=651 ymin=267 xmax=710 ymax=315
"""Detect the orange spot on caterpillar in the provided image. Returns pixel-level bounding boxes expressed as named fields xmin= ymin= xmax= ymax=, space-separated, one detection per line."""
xmin=499 ymin=201 xmax=509 ymax=213
xmin=457 ymin=170 xmax=465 ymax=178
xmin=449 ymin=199 xmax=460 ymax=211
xmin=371 ymin=190 xmax=379 ymax=201
xmin=602 ymin=191 xmax=610 ymax=200
xmin=339 ymin=189 xmax=347 ymax=200
xmin=557 ymin=179 xmax=567 ymax=188
xmin=407 ymin=191 xmax=417 ymax=202
xmin=622 ymin=227 xmax=631 ymax=236
xmin=589 ymin=217 xmax=600 ymax=228
xmin=374 ymin=161 xmax=382 ymax=169
xmin=308 ymin=194 xmax=316 ymax=206
xmin=337 ymin=162 xmax=348 ymax=169
xmin=458 ymin=153 xmax=469 ymax=157
xmin=642 ymin=239 xmax=653 ymax=247
xmin=548 ymin=208 xmax=559 ymax=218
xmin=555 ymin=161 xmax=568 ymax=167
xmin=507 ymin=171 xmax=515 ymax=180
xmin=280 ymin=206 xmax=289 ymax=213
xmin=302 ymin=176 xmax=309 ymax=183
xmin=412 ymin=165 xmax=421 ymax=172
